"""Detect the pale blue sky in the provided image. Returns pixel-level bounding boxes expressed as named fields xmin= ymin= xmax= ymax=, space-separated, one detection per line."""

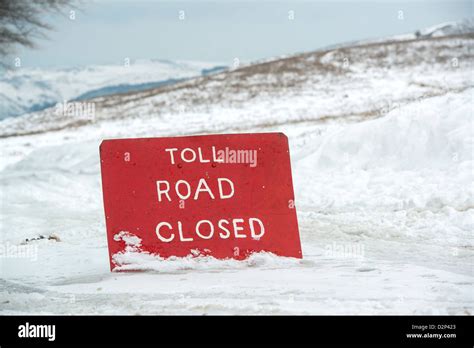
xmin=15 ymin=0 xmax=473 ymax=68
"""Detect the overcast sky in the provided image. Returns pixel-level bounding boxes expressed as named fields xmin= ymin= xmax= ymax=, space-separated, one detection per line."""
xmin=15 ymin=0 xmax=473 ymax=68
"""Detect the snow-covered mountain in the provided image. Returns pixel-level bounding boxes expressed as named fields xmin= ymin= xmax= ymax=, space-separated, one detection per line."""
xmin=320 ymin=18 xmax=474 ymax=51
xmin=0 ymin=23 xmax=473 ymax=315
xmin=418 ymin=19 xmax=474 ymax=37
xmin=0 ymin=59 xmax=225 ymax=120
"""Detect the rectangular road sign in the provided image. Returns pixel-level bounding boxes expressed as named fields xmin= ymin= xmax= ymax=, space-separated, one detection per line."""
xmin=100 ymin=133 xmax=301 ymax=271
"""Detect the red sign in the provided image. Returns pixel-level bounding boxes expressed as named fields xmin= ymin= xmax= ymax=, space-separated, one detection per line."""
xmin=100 ymin=133 xmax=301 ymax=271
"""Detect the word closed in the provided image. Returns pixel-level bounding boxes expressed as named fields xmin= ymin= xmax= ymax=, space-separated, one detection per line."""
xmin=100 ymin=133 xmax=301 ymax=271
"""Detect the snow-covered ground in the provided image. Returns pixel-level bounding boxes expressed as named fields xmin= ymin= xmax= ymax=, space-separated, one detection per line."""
xmin=0 ymin=29 xmax=473 ymax=314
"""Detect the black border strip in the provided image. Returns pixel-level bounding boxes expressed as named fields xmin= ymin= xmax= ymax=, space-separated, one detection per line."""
xmin=0 ymin=315 xmax=472 ymax=346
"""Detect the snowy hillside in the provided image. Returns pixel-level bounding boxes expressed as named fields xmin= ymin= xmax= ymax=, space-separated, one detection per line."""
xmin=0 ymin=59 xmax=220 ymax=120
xmin=419 ymin=19 xmax=474 ymax=37
xmin=0 ymin=29 xmax=473 ymax=314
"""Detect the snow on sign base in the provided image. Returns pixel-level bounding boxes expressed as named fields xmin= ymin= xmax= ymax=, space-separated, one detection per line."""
xmin=99 ymin=133 xmax=301 ymax=271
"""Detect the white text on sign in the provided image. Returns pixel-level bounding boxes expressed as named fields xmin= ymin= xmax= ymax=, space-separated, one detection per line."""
xmin=155 ymin=147 xmax=265 ymax=242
